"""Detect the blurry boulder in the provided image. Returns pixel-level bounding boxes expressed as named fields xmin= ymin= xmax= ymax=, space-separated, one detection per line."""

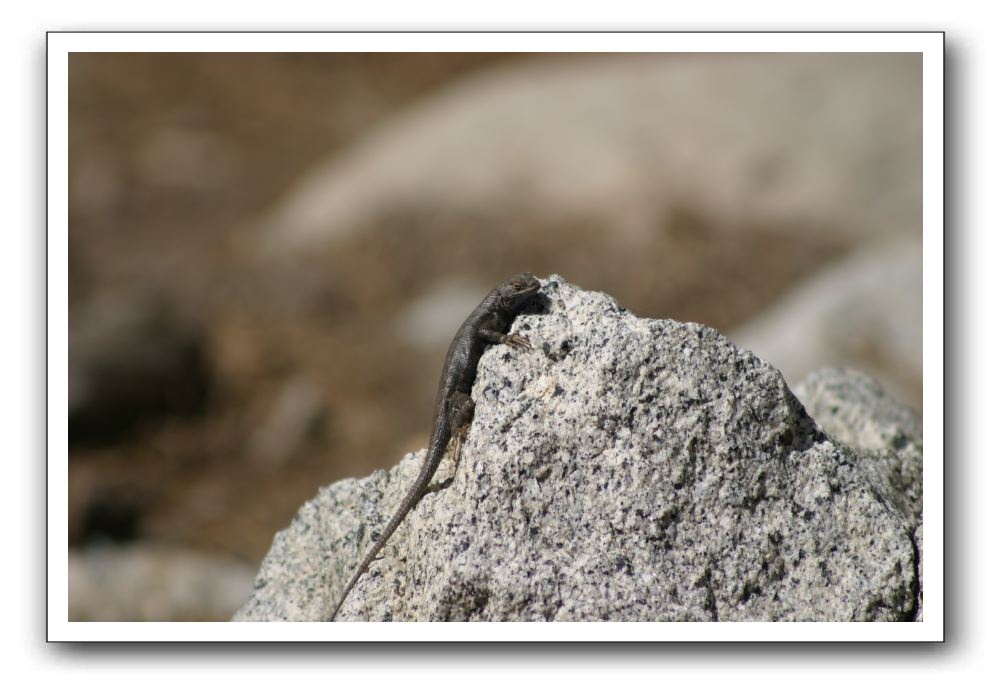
xmin=395 ymin=276 xmax=491 ymax=349
xmin=260 ymin=53 xmax=920 ymax=251
xmin=731 ymin=237 xmax=922 ymax=410
xmin=69 ymin=289 xmax=210 ymax=443
xmin=248 ymin=376 xmax=327 ymax=467
xmin=794 ymin=367 xmax=923 ymax=526
xmin=69 ymin=543 xmax=255 ymax=621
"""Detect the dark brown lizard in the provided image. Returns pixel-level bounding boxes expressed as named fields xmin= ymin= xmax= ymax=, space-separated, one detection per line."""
xmin=329 ymin=272 xmax=542 ymax=620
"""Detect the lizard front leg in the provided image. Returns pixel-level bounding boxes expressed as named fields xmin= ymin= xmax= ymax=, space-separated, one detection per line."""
xmin=478 ymin=328 xmax=532 ymax=350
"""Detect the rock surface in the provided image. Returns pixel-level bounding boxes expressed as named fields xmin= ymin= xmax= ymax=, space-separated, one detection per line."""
xmin=235 ymin=277 xmax=921 ymax=622
xmin=793 ymin=367 xmax=923 ymax=527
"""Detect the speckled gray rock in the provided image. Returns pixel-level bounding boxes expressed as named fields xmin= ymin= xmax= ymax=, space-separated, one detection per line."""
xmin=235 ymin=276 xmax=920 ymax=622
xmin=793 ymin=367 xmax=923 ymax=527
xmin=914 ymin=522 xmax=923 ymax=622
xmin=793 ymin=366 xmax=924 ymax=621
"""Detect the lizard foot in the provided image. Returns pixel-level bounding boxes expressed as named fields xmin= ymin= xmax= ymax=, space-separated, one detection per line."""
xmin=502 ymin=333 xmax=531 ymax=350
xmin=452 ymin=433 xmax=463 ymax=474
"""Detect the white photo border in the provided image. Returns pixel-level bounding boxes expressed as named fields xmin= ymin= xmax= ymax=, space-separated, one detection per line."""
xmin=48 ymin=30 xmax=943 ymax=642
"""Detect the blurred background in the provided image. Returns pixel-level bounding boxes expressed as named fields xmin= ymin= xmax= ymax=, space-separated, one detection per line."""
xmin=67 ymin=52 xmax=922 ymax=620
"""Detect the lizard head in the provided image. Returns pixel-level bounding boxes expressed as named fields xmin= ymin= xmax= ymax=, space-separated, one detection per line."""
xmin=499 ymin=272 xmax=542 ymax=311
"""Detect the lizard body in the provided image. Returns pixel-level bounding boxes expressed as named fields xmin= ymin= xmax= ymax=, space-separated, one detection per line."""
xmin=329 ymin=272 xmax=541 ymax=621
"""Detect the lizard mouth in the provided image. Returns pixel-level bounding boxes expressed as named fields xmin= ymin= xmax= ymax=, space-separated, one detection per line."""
xmin=513 ymin=272 xmax=541 ymax=294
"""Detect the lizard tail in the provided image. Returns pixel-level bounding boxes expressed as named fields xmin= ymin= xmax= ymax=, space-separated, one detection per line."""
xmin=328 ymin=522 xmax=393 ymax=621
xmin=328 ymin=425 xmax=450 ymax=621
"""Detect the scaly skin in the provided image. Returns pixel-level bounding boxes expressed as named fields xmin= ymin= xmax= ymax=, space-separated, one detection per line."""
xmin=329 ymin=272 xmax=541 ymax=621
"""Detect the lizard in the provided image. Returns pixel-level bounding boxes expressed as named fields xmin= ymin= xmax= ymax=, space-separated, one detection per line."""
xmin=328 ymin=271 xmax=542 ymax=621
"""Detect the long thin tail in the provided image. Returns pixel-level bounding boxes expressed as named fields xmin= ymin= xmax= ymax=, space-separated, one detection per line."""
xmin=329 ymin=425 xmax=450 ymax=621
xmin=328 ymin=504 xmax=408 ymax=621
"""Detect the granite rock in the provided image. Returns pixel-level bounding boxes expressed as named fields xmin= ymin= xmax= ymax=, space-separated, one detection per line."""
xmin=235 ymin=276 xmax=921 ymax=622
xmin=793 ymin=367 xmax=923 ymax=527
